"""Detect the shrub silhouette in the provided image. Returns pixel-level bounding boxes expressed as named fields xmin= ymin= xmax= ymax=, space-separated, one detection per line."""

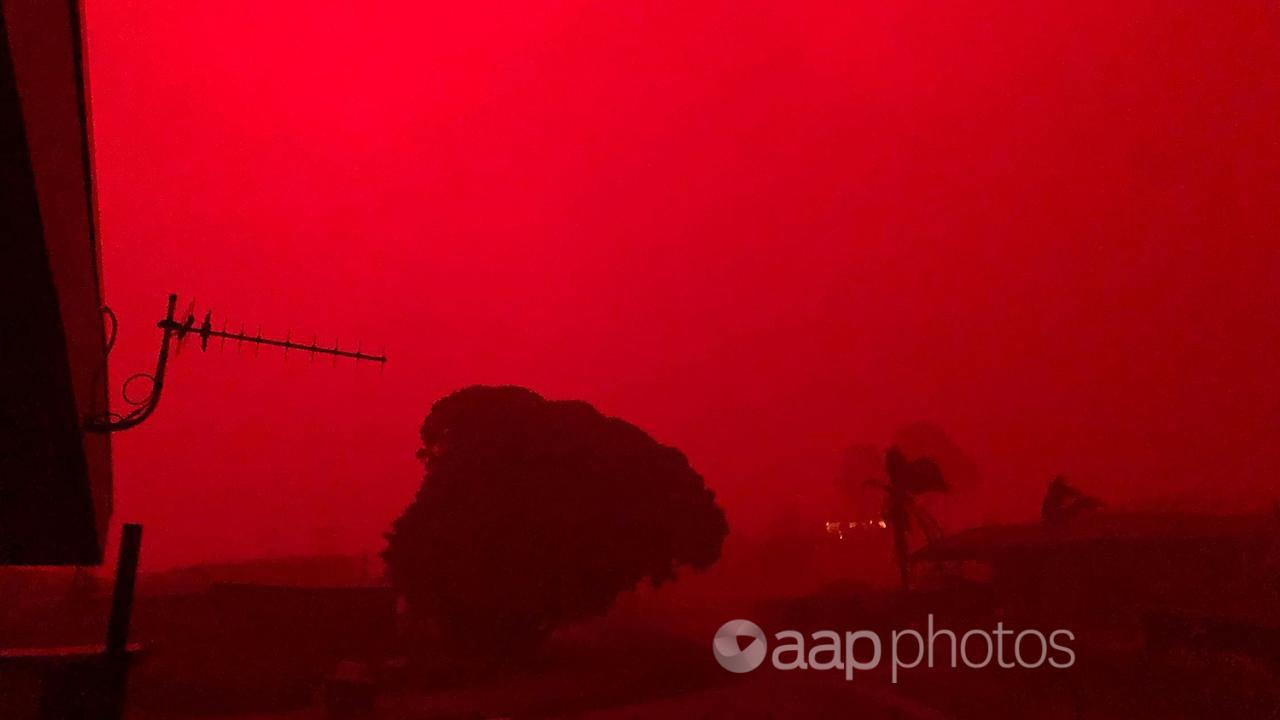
xmin=384 ymin=386 xmax=728 ymax=656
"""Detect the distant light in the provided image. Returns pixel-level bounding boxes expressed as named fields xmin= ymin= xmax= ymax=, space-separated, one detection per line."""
xmin=826 ymin=519 xmax=887 ymax=538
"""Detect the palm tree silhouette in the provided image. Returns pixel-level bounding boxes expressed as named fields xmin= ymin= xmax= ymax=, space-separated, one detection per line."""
xmin=871 ymin=446 xmax=948 ymax=591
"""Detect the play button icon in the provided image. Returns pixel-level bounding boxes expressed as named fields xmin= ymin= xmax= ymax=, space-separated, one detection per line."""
xmin=713 ymin=619 xmax=767 ymax=673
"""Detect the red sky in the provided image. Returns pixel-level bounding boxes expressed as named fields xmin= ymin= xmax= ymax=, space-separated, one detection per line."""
xmin=85 ymin=0 xmax=1280 ymax=568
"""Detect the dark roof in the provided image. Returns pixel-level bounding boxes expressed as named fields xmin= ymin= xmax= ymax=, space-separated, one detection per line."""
xmin=914 ymin=512 xmax=1279 ymax=562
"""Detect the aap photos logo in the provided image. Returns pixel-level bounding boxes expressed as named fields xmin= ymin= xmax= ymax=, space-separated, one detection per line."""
xmin=710 ymin=615 xmax=1077 ymax=683
xmin=712 ymin=619 xmax=768 ymax=673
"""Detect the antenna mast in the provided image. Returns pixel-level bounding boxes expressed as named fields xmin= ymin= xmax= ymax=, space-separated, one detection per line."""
xmin=85 ymin=294 xmax=386 ymax=433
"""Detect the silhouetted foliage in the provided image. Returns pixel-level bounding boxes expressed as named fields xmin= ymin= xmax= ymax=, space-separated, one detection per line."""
xmin=885 ymin=446 xmax=948 ymax=495
xmin=383 ymin=386 xmax=728 ymax=657
xmin=835 ymin=424 xmax=976 ymax=591
xmin=835 ymin=423 xmax=979 ymax=505
xmin=892 ymin=422 xmax=980 ymax=491
xmin=882 ymin=447 xmax=948 ymax=591
xmin=1041 ymin=475 xmax=1103 ymax=524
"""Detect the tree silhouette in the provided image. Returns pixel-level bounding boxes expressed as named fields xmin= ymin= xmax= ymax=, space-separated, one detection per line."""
xmin=880 ymin=447 xmax=947 ymax=591
xmin=837 ymin=425 xmax=972 ymax=591
xmin=383 ymin=386 xmax=728 ymax=657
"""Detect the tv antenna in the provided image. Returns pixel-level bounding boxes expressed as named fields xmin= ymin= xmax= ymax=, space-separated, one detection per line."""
xmin=84 ymin=294 xmax=387 ymax=433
